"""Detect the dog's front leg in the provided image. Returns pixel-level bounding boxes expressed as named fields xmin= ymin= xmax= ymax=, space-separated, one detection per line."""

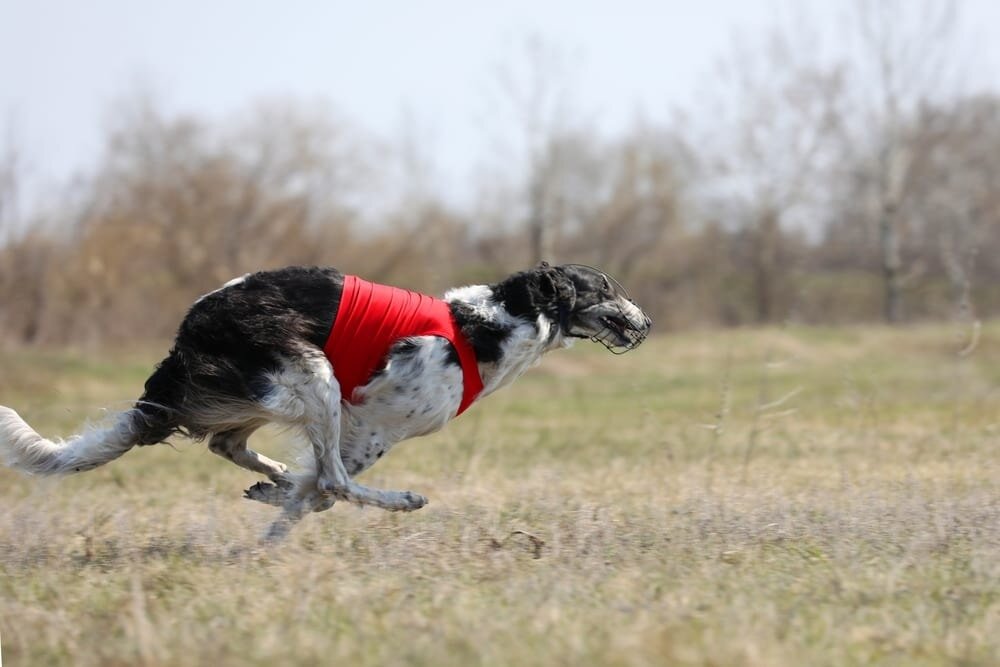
xmin=308 ymin=398 xmax=426 ymax=512
xmin=281 ymin=355 xmax=427 ymax=513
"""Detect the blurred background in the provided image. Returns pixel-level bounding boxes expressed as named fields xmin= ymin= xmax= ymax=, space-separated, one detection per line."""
xmin=1 ymin=0 xmax=998 ymax=345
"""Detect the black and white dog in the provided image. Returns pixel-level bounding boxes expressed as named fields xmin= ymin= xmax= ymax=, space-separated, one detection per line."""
xmin=0 ymin=263 xmax=650 ymax=534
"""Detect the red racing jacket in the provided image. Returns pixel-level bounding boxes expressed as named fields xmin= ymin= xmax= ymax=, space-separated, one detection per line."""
xmin=323 ymin=275 xmax=484 ymax=415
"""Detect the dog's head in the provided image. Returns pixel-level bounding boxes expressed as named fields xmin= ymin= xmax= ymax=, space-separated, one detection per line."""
xmin=554 ymin=264 xmax=652 ymax=353
xmin=498 ymin=263 xmax=652 ymax=353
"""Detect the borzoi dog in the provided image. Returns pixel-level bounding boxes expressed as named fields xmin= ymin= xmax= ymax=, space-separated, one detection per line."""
xmin=0 ymin=263 xmax=650 ymax=535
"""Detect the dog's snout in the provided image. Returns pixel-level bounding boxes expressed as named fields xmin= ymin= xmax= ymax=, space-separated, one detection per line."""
xmin=621 ymin=299 xmax=652 ymax=333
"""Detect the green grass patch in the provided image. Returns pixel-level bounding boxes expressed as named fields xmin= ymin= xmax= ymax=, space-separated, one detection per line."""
xmin=1 ymin=323 xmax=998 ymax=666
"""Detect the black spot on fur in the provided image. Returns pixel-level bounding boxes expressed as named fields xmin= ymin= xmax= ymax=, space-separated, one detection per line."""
xmin=375 ymin=338 xmax=427 ymax=381
xmin=395 ymin=339 xmax=420 ymax=354
xmin=443 ymin=343 xmax=461 ymax=366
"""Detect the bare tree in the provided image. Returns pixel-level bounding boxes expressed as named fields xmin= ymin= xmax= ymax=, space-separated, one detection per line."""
xmin=482 ymin=36 xmax=582 ymax=264
xmin=907 ymin=96 xmax=1000 ymax=319
xmin=849 ymin=0 xmax=959 ymax=323
xmin=37 ymin=95 xmax=371 ymax=342
xmin=0 ymin=124 xmax=21 ymax=245
xmin=700 ymin=28 xmax=845 ymax=323
xmin=0 ymin=126 xmax=26 ymax=342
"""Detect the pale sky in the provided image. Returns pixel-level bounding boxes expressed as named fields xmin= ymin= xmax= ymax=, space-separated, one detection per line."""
xmin=2 ymin=0 xmax=999 ymax=208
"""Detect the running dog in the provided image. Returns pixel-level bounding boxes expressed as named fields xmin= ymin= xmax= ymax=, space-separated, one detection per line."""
xmin=0 ymin=263 xmax=650 ymax=534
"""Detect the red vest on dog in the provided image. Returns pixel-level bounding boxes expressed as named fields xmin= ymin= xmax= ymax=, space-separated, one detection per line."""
xmin=323 ymin=275 xmax=483 ymax=415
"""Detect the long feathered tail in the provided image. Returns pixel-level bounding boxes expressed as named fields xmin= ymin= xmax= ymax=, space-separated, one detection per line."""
xmin=0 ymin=352 xmax=190 ymax=475
xmin=0 ymin=405 xmax=150 ymax=475
xmin=0 ymin=350 xmax=236 ymax=475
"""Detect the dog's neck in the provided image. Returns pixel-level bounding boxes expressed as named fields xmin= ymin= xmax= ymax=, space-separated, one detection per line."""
xmin=444 ymin=283 xmax=570 ymax=398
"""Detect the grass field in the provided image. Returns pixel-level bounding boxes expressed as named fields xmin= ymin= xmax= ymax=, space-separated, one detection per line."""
xmin=1 ymin=324 xmax=998 ymax=666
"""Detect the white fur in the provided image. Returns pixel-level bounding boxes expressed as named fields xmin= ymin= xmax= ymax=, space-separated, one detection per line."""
xmin=618 ymin=298 xmax=647 ymax=329
xmin=194 ymin=273 xmax=249 ymax=304
xmin=0 ymin=405 xmax=139 ymax=475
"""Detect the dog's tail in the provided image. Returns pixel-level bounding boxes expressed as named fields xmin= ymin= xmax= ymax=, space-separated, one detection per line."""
xmin=0 ymin=354 xmax=187 ymax=476
xmin=0 ymin=405 xmax=154 ymax=475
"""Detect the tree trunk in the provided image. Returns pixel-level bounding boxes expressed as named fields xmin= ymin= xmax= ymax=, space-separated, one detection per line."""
xmin=528 ymin=172 xmax=553 ymax=264
xmin=879 ymin=202 xmax=903 ymax=323
xmin=752 ymin=209 xmax=780 ymax=323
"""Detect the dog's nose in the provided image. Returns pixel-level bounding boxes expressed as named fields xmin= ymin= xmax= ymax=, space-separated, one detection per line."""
xmin=636 ymin=310 xmax=652 ymax=331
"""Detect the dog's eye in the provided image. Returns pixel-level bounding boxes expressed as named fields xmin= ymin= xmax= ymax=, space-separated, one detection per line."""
xmin=601 ymin=276 xmax=613 ymax=294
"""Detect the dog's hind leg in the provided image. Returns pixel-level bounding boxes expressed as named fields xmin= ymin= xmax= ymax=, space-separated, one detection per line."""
xmin=207 ymin=425 xmax=289 ymax=482
xmin=262 ymin=352 xmax=427 ymax=514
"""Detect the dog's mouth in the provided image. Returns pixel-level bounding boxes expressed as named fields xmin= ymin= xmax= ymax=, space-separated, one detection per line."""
xmin=590 ymin=304 xmax=651 ymax=354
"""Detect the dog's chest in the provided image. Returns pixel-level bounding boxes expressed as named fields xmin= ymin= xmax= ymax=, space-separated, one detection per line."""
xmin=338 ymin=337 xmax=465 ymax=476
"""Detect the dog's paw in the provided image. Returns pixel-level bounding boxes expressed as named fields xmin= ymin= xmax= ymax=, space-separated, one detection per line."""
xmin=394 ymin=491 xmax=428 ymax=512
xmin=244 ymin=481 xmax=287 ymax=507
xmin=269 ymin=472 xmax=293 ymax=489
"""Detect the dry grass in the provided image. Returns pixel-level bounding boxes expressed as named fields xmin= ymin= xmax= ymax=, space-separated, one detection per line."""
xmin=1 ymin=324 xmax=998 ymax=666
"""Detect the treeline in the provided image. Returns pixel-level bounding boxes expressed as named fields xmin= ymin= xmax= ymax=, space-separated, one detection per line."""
xmin=1 ymin=6 xmax=998 ymax=345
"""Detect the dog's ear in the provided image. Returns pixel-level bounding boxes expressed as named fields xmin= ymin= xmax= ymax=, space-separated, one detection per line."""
xmin=538 ymin=265 xmax=576 ymax=332
xmin=495 ymin=263 xmax=575 ymax=330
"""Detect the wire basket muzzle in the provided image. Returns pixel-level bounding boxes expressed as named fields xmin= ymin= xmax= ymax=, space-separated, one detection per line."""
xmin=590 ymin=299 xmax=650 ymax=354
